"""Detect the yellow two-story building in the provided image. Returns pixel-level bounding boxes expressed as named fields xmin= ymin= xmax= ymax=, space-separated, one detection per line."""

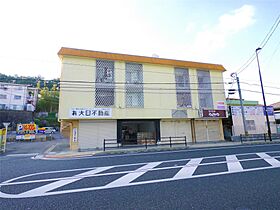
xmin=58 ymin=47 xmax=227 ymax=150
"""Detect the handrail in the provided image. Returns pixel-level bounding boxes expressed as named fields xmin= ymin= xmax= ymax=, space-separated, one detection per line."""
xmin=103 ymin=136 xmax=187 ymax=151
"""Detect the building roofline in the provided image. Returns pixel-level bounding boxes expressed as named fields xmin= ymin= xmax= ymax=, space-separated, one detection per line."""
xmin=58 ymin=47 xmax=226 ymax=71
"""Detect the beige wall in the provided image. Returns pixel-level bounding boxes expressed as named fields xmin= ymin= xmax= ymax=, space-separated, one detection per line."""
xmin=59 ymin=56 xmax=226 ymax=121
xmin=232 ymin=115 xmax=277 ymax=136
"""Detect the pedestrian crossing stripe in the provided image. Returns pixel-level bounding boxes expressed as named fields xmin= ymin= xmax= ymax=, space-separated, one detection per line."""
xmin=1 ymin=151 xmax=280 ymax=198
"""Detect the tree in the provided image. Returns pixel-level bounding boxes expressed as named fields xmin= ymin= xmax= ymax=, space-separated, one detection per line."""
xmin=36 ymin=84 xmax=59 ymax=113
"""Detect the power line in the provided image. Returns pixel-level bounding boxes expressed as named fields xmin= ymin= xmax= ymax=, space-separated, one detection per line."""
xmin=237 ymin=13 xmax=280 ymax=75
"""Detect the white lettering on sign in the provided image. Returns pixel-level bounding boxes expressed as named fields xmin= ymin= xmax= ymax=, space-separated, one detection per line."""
xmin=209 ymin=112 xmax=220 ymax=117
xmin=69 ymin=108 xmax=112 ymax=118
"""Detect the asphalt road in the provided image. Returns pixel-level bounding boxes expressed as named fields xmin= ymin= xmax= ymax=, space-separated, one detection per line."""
xmin=1 ymin=144 xmax=280 ymax=209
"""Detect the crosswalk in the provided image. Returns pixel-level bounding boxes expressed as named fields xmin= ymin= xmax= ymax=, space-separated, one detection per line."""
xmin=1 ymin=151 xmax=280 ymax=198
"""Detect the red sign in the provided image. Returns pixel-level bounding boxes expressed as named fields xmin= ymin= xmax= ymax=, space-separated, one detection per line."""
xmin=202 ymin=109 xmax=226 ymax=118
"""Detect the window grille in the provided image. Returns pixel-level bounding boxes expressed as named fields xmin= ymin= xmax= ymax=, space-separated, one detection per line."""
xmin=0 ymin=94 xmax=7 ymax=99
xmin=197 ymin=70 xmax=213 ymax=108
xmin=246 ymin=120 xmax=256 ymax=130
xmin=175 ymin=68 xmax=191 ymax=108
xmin=125 ymin=63 xmax=144 ymax=107
xmin=14 ymin=95 xmax=21 ymax=100
xmin=95 ymin=60 xmax=115 ymax=106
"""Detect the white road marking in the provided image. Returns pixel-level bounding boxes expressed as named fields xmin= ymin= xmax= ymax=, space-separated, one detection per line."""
xmin=257 ymin=153 xmax=280 ymax=167
xmin=226 ymin=155 xmax=243 ymax=172
xmin=6 ymin=153 xmax=38 ymax=157
xmin=174 ymin=158 xmax=202 ymax=178
xmin=106 ymin=162 xmax=161 ymax=187
xmin=2 ymin=150 xmax=280 ymax=198
xmin=19 ymin=166 xmax=112 ymax=197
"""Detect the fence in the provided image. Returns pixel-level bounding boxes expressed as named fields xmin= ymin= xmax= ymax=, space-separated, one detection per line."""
xmin=103 ymin=136 xmax=187 ymax=151
xmin=240 ymin=133 xmax=280 ymax=143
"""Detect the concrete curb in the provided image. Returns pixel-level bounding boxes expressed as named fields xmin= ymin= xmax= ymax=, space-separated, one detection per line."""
xmin=36 ymin=140 xmax=280 ymax=160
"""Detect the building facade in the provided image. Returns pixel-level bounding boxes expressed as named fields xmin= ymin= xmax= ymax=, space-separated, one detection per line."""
xmin=58 ymin=47 xmax=227 ymax=150
xmin=0 ymin=83 xmax=38 ymax=111
xmin=270 ymin=102 xmax=280 ymax=133
xmin=225 ymin=99 xmax=277 ymax=139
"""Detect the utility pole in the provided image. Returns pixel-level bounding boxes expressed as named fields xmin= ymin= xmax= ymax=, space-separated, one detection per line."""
xmin=230 ymin=73 xmax=248 ymax=136
xmin=256 ymin=47 xmax=272 ymax=141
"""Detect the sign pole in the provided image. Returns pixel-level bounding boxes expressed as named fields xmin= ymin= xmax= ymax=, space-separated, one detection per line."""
xmin=3 ymin=122 xmax=10 ymax=153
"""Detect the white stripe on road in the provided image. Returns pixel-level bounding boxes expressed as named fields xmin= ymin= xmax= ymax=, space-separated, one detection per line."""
xmin=19 ymin=166 xmax=112 ymax=197
xmin=226 ymin=155 xmax=243 ymax=172
xmin=6 ymin=153 xmax=38 ymax=157
xmin=106 ymin=162 xmax=161 ymax=187
xmin=173 ymin=158 xmax=202 ymax=179
xmin=257 ymin=153 xmax=280 ymax=167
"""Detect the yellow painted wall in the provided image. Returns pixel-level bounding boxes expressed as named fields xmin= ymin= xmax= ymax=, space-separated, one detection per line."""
xmin=59 ymin=56 xmax=226 ymax=120
xmin=210 ymin=70 xmax=226 ymax=110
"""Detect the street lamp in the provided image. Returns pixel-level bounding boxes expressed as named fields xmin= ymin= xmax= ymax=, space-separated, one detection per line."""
xmin=255 ymin=47 xmax=272 ymax=141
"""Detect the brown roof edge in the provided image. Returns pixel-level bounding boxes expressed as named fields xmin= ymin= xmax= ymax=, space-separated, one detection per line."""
xmin=58 ymin=47 xmax=226 ymax=71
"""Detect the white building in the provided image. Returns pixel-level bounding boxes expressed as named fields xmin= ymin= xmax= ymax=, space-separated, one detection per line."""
xmin=0 ymin=82 xmax=38 ymax=111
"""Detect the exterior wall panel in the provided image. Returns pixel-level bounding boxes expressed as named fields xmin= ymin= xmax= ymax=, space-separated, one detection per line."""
xmin=79 ymin=120 xmax=117 ymax=149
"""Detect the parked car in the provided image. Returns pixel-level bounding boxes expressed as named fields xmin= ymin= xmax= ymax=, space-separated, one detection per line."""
xmin=38 ymin=127 xmax=56 ymax=134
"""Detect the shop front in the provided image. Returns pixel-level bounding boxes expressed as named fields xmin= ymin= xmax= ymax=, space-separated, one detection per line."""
xmin=117 ymin=120 xmax=160 ymax=145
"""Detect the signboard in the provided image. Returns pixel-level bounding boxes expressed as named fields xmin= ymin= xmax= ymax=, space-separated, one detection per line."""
xmin=72 ymin=128 xmax=78 ymax=142
xmin=16 ymin=134 xmax=36 ymax=140
xmin=202 ymin=109 xmax=227 ymax=118
xmin=16 ymin=124 xmax=37 ymax=140
xmin=17 ymin=124 xmax=37 ymax=134
xmin=264 ymin=106 xmax=274 ymax=116
xmin=69 ymin=108 xmax=112 ymax=118
xmin=217 ymin=101 xmax=226 ymax=110
xmin=231 ymin=106 xmax=274 ymax=116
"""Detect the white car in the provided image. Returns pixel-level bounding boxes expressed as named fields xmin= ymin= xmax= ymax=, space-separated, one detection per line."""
xmin=44 ymin=127 xmax=56 ymax=134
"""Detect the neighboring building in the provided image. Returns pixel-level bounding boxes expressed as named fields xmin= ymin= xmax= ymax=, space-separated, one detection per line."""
xmin=270 ymin=101 xmax=280 ymax=133
xmin=58 ymin=47 xmax=227 ymax=150
xmin=0 ymin=82 xmax=38 ymax=111
xmin=225 ymin=99 xmax=277 ymax=139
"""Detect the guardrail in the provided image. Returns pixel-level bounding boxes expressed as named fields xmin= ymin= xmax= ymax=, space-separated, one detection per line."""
xmin=240 ymin=133 xmax=280 ymax=143
xmin=103 ymin=136 xmax=187 ymax=151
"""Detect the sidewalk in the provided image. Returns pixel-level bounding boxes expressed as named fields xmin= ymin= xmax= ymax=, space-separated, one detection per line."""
xmin=38 ymin=139 xmax=280 ymax=159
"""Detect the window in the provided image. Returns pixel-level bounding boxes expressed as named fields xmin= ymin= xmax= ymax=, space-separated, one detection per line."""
xmin=95 ymin=60 xmax=115 ymax=106
xmin=14 ymin=95 xmax=21 ymax=100
xmin=197 ymin=70 xmax=213 ymax=108
xmin=125 ymin=63 xmax=144 ymax=107
xmin=0 ymin=94 xmax=7 ymax=99
xmin=0 ymin=104 xmax=5 ymax=109
xmin=246 ymin=120 xmax=256 ymax=130
xmin=175 ymin=68 xmax=191 ymax=108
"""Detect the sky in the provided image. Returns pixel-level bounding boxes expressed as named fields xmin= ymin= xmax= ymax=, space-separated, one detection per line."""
xmin=0 ymin=0 xmax=279 ymax=104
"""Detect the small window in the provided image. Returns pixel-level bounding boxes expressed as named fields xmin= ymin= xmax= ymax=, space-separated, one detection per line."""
xmin=246 ymin=120 xmax=256 ymax=130
xmin=0 ymin=94 xmax=7 ymax=99
xmin=14 ymin=95 xmax=21 ymax=100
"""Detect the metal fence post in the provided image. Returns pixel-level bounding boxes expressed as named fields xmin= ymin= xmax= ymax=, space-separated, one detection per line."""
xmin=145 ymin=138 xmax=148 ymax=149
xmin=184 ymin=136 xmax=187 ymax=147
xmin=169 ymin=137 xmax=172 ymax=148
xmin=264 ymin=133 xmax=266 ymax=142
xmin=103 ymin=139 xmax=105 ymax=151
xmin=240 ymin=135 xmax=243 ymax=144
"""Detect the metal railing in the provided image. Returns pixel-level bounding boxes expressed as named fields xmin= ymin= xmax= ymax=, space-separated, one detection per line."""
xmin=103 ymin=136 xmax=187 ymax=151
xmin=240 ymin=133 xmax=280 ymax=143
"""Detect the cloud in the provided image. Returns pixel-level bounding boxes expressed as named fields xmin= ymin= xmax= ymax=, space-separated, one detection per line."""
xmin=189 ymin=5 xmax=255 ymax=59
